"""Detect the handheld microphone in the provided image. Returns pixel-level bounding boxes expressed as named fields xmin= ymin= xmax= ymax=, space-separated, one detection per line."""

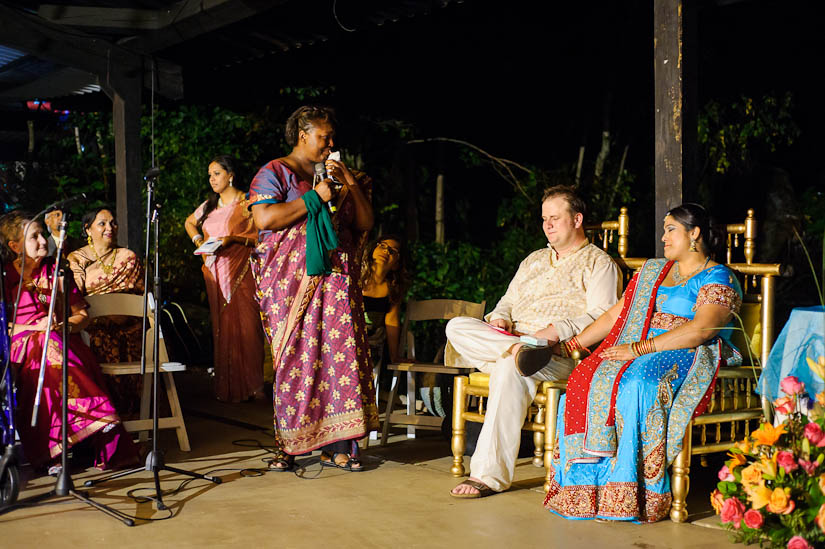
xmin=46 ymin=192 xmax=87 ymax=210
xmin=314 ymin=163 xmax=337 ymax=214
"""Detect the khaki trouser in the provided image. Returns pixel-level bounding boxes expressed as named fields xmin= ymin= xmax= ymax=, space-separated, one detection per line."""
xmin=445 ymin=317 xmax=574 ymax=492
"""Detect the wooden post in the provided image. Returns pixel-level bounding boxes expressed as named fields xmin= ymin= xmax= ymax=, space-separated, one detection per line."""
xmin=435 ymin=174 xmax=445 ymax=244
xmin=104 ymin=76 xmax=142 ymax=250
xmin=654 ymin=0 xmax=697 ymax=254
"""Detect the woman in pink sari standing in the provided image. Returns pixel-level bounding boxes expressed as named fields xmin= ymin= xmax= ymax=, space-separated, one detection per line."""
xmin=185 ymin=155 xmax=264 ymax=402
xmin=0 ymin=210 xmax=137 ymax=473
xmin=249 ymin=106 xmax=378 ymax=472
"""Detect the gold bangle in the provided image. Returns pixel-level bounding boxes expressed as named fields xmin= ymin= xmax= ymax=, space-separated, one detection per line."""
xmin=649 ymin=338 xmax=657 ymax=353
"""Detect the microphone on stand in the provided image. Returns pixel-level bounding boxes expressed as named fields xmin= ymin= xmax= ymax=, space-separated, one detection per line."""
xmin=45 ymin=192 xmax=87 ymax=211
xmin=314 ymin=162 xmax=337 ymax=214
xmin=144 ymin=166 xmax=161 ymax=180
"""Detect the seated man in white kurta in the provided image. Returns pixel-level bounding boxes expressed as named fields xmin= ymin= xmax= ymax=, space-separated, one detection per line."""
xmin=448 ymin=185 xmax=620 ymax=498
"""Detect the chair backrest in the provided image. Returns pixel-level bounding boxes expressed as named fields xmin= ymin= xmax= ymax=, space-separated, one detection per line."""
xmin=84 ymin=293 xmax=170 ymax=364
xmin=724 ymin=208 xmax=757 ymax=265
xmin=400 ymin=299 xmax=486 ymax=363
xmin=584 ymin=206 xmax=630 ymax=258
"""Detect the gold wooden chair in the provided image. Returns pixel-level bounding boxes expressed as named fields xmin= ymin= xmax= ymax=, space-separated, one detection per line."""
xmin=536 ymin=208 xmax=781 ymax=523
xmin=450 ymin=208 xmax=634 ymax=477
xmin=84 ymin=293 xmax=191 ymax=452
xmin=381 ymin=298 xmax=485 ymax=445
xmin=668 ymin=208 xmax=779 ymax=521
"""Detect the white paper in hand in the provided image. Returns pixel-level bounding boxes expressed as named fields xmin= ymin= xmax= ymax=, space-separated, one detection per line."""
xmin=194 ymin=237 xmax=223 ymax=255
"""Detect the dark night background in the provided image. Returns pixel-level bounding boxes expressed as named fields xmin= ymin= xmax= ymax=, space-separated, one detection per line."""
xmin=2 ymin=0 xmax=824 ymax=312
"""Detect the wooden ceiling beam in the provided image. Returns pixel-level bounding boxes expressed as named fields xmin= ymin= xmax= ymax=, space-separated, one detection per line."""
xmin=119 ymin=0 xmax=288 ymax=53
xmin=0 ymin=4 xmax=183 ymax=99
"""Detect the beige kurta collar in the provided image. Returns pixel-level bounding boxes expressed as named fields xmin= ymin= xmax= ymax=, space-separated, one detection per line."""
xmin=548 ymin=238 xmax=589 ymax=266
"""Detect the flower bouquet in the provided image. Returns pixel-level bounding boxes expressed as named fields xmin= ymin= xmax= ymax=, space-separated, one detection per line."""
xmin=712 ymin=357 xmax=825 ymax=549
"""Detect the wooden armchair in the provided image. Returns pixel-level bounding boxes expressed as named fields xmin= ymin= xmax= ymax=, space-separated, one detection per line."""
xmin=450 ymin=208 xmax=633 ymax=477
xmin=535 ymin=208 xmax=782 ymax=523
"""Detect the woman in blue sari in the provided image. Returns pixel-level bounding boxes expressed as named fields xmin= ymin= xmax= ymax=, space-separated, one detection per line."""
xmin=545 ymin=204 xmax=742 ymax=522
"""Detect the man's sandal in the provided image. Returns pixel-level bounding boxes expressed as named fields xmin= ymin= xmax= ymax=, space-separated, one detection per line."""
xmin=267 ymin=451 xmax=295 ymax=472
xmin=450 ymin=479 xmax=496 ymax=499
xmin=320 ymin=452 xmax=364 ymax=472
xmin=515 ymin=345 xmax=553 ymax=377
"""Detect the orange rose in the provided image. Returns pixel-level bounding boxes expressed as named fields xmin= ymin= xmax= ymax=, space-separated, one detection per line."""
xmin=740 ymin=464 xmax=764 ymax=494
xmin=819 ymin=473 xmax=825 ymax=494
xmin=766 ymin=487 xmax=795 ymax=515
xmin=818 ymin=392 xmax=825 ymax=408
xmin=710 ymin=489 xmax=725 ymax=514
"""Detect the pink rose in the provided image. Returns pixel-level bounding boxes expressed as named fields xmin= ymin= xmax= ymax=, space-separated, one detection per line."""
xmin=720 ymin=497 xmax=746 ymax=528
xmin=774 ymin=396 xmax=796 ymax=415
xmin=787 ymin=536 xmax=812 ymax=549
xmin=781 ymin=376 xmax=805 ymax=396
xmin=777 ymin=451 xmax=799 ymax=473
xmin=743 ymin=508 xmax=764 ymax=529
xmin=805 ymin=422 xmax=825 ymax=446
xmin=718 ymin=464 xmax=735 ymax=482
xmin=799 ymin=458 xmax=818 ymax=476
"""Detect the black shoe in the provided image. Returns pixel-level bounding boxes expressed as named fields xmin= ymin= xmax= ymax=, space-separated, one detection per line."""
xmin=515 ymin=345 xmax=553 ymax=377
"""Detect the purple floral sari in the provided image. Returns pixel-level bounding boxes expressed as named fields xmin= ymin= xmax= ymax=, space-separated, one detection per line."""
xmin=249 ymin=160 xmax=378 ymax=454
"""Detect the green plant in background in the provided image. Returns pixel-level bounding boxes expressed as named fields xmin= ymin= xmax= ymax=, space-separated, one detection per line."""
xmin=699 ymin=92 xmax=800 ymax=177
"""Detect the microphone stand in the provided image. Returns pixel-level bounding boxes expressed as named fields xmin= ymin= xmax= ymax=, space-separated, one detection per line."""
xmin=0 ymin=218 xmax=133 ymax=525
xmin=83 ymin=169 xmax=221 ymax=510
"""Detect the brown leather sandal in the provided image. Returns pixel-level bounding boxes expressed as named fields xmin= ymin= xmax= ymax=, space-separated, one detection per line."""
xmin=450 ymin=479 xmax=496 ymax=499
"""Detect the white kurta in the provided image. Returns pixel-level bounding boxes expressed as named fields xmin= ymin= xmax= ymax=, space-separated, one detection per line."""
xmin=447 ymin=241 xmax=620 ymax=492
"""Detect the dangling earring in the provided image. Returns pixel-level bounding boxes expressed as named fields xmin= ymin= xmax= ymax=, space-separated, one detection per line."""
xmin=689 ymin=238 xmax=697 ymax=252
xmin=229 ymin=179 xmax=233 ymax=187
xmin=87 ymin=234 xmax=93 ymax=247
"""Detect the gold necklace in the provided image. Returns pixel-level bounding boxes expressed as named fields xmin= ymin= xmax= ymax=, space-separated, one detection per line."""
xmin=92 ymin=245 xmax=117 ymax=275
xmin=672 ymin=257 xmax=710 ymax=286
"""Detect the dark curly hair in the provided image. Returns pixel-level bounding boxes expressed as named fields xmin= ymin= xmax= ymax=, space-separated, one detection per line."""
xmin=284 ymin=106 xmax=337 ymax=147
xmin=359 ymin=234 xmax=409 ymax=306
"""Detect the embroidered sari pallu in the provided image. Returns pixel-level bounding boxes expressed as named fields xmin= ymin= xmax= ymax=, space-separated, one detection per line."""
xmin=544 ymin=259 xmax=742 ymax=522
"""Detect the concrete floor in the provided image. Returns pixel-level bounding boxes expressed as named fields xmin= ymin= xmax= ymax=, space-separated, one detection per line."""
xmin=1 ymin=371 xmax=735 ymax=548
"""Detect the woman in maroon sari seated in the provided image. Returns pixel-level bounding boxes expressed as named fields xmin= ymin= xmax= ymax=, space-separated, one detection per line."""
xmin=249 ymin=105 xmax=378 ymax=472
xmin=0 ymin=210 xmax=137 ymax=474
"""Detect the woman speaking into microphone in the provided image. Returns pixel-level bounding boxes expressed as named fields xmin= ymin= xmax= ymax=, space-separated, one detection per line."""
xmin=248 ymin=105 xmax=377 ymax=472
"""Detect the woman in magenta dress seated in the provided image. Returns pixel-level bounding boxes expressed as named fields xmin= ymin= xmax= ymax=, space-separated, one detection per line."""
xmin=1 ymin=210 xmax=137 ymax=472
xmin=249 ymin=106 xmax=378 ymax=471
